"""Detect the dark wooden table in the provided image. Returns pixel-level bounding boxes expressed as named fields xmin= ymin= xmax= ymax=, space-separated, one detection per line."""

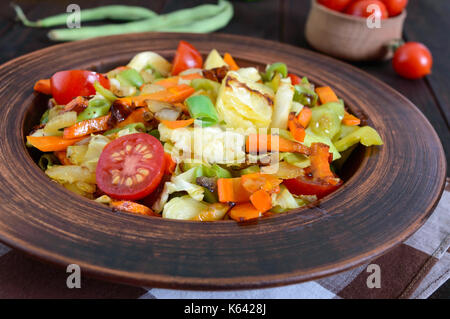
xmin=0 ymin=0 xmax=448 ymax=298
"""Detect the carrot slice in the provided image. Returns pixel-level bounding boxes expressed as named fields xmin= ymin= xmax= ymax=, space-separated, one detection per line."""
xmin=228 ymin=203 xmax=261 ymax=222
xmin=63 ymin=114 xmax=111 ymax=139
xmin=246 ymin=134 xmax=310 ymax=155
xmin=315 ymin=86 xmax=339 ymax=104
xmin=288 ymin=112 xmax=306 ymax=142
xmin=110 ymin=200 xmax=158 ymax=217
xmin=118 ymin=84 xmax=195 ymax=107
xmin=160 ymin=118 xmax=194 ymax=129
xmin=155 ymin=73 xmax=202 ymax=88
xmin=224 ymin=52 xmax=239 ymax=71
xmin=297 ymin=106 xmax=312 ymax=128
xmin=342 ymin=111 xmax=361 ymax=126
xmin=26 ymin=136 xmax=84 ymax=152
xmin=54 ymin=151 xmax=71 ymax=165
xmin=33 ymin=79 xmax=52 ymax=95
xmin=250 ymin=189 xmax=272 ymax=213
xmin=217 ymin=178 xmax=252 ymax=203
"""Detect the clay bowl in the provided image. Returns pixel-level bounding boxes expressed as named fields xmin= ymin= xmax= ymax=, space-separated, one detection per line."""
xmin=0 ymin=33 xmax=445 ymax=290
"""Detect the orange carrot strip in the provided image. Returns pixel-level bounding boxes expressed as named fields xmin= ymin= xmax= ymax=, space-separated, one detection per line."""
xmin=229 ymin=203 xmax=262 ymax=222
xmin=246 ymin=134 xmax=310 ymax=155
xmin=288 ymin=112 xmax=306 ymax=142
xmin=315 ymin=86 xmax=339 ymax=104
xmin=241 ymin=173 xmax=282 ymax=194
xmin=118 ymin=84 xmax=195 ymax=107
xmin=342 ymin=111 xmax=361 ymax=126
xmin=217 ymin=178 xmax=252 ymax=203
xmin=310 ymin=143 xmax=338 ymax=185
xmin=160 ymin=118 xmax=194 ymax=129
xmin=250 ymin=189 xmax=272 ymax=213
xmin=54 ymin=151 xmax=71 ymax=165
xmin=116 ymin=108 xmax=147 ymax=128
xmin=297 ymin=106 xmax=312 ymax=128
xmin=224 ymin=52 xmax=239 ymax=71
xmin=33 ymin=79 xmax=52 ymax=95
xmin=110 ymin=200 xmax=158 ymax=217
xmin=63 ymin=114 xmax=111 ymax=139
xmin=155 ymin=73 xmax=202 ymax=88
xmin=164 ymin=153 xmax=176 ymax=175
xmin=26 ymin=136 xmax=84 ymax=152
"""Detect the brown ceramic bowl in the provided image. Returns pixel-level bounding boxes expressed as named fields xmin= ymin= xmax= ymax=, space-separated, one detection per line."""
xmin=306 ymin=0 xmax=407 ymax=61
xmin=0 ymin=33 xmax=445 ymax=290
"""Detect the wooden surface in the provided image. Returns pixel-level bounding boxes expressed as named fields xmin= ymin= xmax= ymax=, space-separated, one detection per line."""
xmin=0 ymin=32 xmax=446 ymax=289
xmin=0 ymin=0 xmax=448 ymax=293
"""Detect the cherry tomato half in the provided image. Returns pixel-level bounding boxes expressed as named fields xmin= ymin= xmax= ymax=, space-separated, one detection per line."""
xmin=50 ymin=70 xmax=110 ymax=105
xmin=345 ymin=0 xmax=389 ymax=19
xmin=380 ymin=0 xmax=408 ymax=16
xmin=392 ymin=42 xmax=433 ymax=79
xmin=317 ymin=0 xmax=353 ymax=12
xmin=287 ymin=73 xmax=302 ymax=85
xmin=284 ymin=176 xmax=342 ymax=199
xmin=96 ymin=133 xmax=165 ymax=200
xmin=171 ymin=41 xmax=203 ymax=75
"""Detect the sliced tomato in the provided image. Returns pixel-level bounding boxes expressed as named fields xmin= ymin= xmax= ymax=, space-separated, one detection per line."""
xmin=171 ymin=41 xmax=203 ymax=75
xmin=51 ymin=70 xmax=110 ymax=105
xmin=284 ymin=176 xmax=342 ymax=199
xmin=287 ymin=73 xmax=302 ymax=85
xmin=96 ymin=133 xmax=165 ymax=200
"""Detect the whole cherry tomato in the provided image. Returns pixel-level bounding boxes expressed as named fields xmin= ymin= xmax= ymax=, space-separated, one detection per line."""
xmin=50 ymin=70 xmax=109 ymax=105
xmin=380 ymin=0 xmax=408 ymax=16
xmin=172 ymin=40 xmax=203 ymax=75
xmin=317 ymin=0 xmax=353 ymax=12
xmin=345 ymin=0 xmax=389 ymax=19
xmin=392 ymin=42 xmax=433 ymax=79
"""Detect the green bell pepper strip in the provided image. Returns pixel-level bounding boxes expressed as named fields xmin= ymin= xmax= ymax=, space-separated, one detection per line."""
xmin=185 ymin=95 xmax=219 ymax=127
xmin=38 ymin=153 xmax=58 ymax=170
xmin=238 ymin=165 xmax=260 ymax=175
xmin=77 ymin=98 xmax=111 ymax=121
xmin=263 ymin=62 xmax=288 ymax=81
xmin=147 ymin=128 xmax=161 ymax=140
xmin=334 ymin=126 xmax=383 ymax=152
xmin=93 ymin=81 xmax=117 ymax=102
xmin=116 ymin=69 xmax=144 ymax=88
xmin=203 ymin=164 xmax=232 ymax=178
xmin=190 ymin=78 xmax=220 ymax=92
xmin=202 ymin=187 xmax=218 ymax=204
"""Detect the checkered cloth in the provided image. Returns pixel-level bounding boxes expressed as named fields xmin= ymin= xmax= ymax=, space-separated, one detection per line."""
xmin=0 ymin=179 xmax=448 ymax=299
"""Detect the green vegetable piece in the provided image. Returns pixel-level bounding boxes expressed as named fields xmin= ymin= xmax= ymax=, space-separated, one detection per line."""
xmin=202 ymin=187 xmax=218 ymax=204
xmin=310 ymin=106 xmax=341 ymax=139
xmin=148 ymin=129 xmax=161 ymax=140
xmin=239 ymin=165 xmax=260 ymax=175
xmin=321 ymin=102 xmax=345 ymax=121
xmin=203 ymin=164 xmax=232 ymax=178
xmin=77 ymin=98 xmax=111 ymax=121
xmin=190 ymin=78 xmax=220 ymax=93
xmin=104 ymin=122 xmax=145 ymax=135
xmin=185 ymin=95 xmax=219 ymax=127
xmin=116 ymin=69 xmax=144 ymax=88
xmin=93 ymin=81 xmax=117 ymax=102
xmin=293 ymin=84 xmax=318 ymax=107
xmin=40 ymin=109 xmax=50 ymax=125
xmin=334 ymin=126 xmax=383 ymax=152
xmin=265 ymin=72 xmax=281 ymax=92
xmin=264 ymin=62 xmax=288 ymax=81
xmin=38 ymin=153 xmax=58 ymax=170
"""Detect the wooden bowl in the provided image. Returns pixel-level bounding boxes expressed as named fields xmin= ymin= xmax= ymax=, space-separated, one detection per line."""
xmin=306 ymin=0 xmax=407 ymax=61
xmin=0 ymin=33 xmax=446 ymax=290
